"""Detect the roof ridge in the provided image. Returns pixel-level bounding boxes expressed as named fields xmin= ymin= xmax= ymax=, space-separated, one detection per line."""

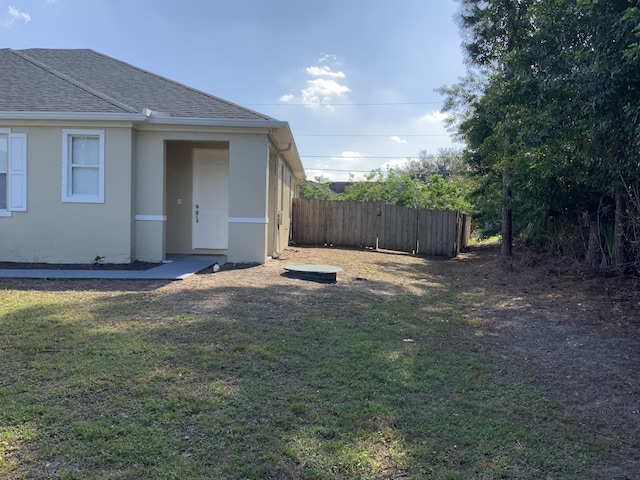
xmin=9 ymin=49 xmax=138 ymax=114
xmin=86 ymin=49 xmax=275 ymax=120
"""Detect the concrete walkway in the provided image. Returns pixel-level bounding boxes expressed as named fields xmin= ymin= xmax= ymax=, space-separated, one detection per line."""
xmin=0 ymin=260 xmax=217 ymax=280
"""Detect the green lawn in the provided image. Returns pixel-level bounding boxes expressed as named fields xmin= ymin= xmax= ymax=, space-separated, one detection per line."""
xmin=0 ymin=257 xmax=607 ymax=479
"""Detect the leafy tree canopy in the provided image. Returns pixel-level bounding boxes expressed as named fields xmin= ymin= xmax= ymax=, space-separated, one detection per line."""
xmin=441 ymin=0 xmax=640 ymax=271
xmin=299 ymin=176 xmax=334 ymax=200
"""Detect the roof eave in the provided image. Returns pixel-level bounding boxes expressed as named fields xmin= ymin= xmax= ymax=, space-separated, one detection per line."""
xmin=270 ymin=124 xmax=306 ymax=181
xmin=144 ymin=115 xmax=288 ymax=129
xmin=0 ymin=110 xmax=306 ymax=180
xmin=154 ymin=116 xmax=306 ymax=180
xmin=0 ymin=111 xmax=287 ymax=128
xmin=0 ymin=111 xmax=147 ymax=122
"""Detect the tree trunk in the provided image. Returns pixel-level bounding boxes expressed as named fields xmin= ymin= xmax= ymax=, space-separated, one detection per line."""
xmin=614 ymin=190 xmax=625 ymax=273
xmin=501 ymin=167 xmax=513 ymax=257
xmin=586 ymin=213 xmax=601 ymax=268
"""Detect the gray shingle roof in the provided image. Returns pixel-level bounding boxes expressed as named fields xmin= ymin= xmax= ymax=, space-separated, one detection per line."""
xmin=0 ymin=48 xmax=275 ymax=121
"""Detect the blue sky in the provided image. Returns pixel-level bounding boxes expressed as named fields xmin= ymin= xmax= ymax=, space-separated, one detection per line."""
xmin=1 ymin=0 xmax=467 ymax=181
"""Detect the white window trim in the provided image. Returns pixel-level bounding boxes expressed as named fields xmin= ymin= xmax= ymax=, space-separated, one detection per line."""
xmin=0 ymin=128 xmax=8 ymax=216
xmin=0 ymin=128 xmax=27 ymax=217
xmin=135 ymin=215 xmax=167 ymax=221
xmin=228 ymin=217 xmax=269 ymax=224
xmin=62 ymin=129 xmax=105 ymax=203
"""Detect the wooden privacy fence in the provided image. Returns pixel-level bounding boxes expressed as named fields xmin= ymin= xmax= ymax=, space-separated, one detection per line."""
xmin=292 ymin=198 xmax=471 ymax=257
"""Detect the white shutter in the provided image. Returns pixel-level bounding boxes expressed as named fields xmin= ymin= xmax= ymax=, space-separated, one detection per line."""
xmin=8 ymin=133 xmax=27 ymax=212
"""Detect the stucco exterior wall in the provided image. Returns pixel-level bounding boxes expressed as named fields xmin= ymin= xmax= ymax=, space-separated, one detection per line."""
xmin=134 ymin=130 xmax=166 ymax=262
xmin=227 ymin=135 xmax=270 ymax=263
xmin=0 ymin=122 xmax=134 ymax=263
xmin=129 ymin=129 xmax=138 ymax=262
xmin=135 ymin=128 xmax=272 ymax=263
xmin=165 ymin=141 xmax=193 ymax=254
xmin=0 ymin=121 xmax=300 ymax=266
xmin=165 ymin=141 xmax=228 ymax=255
xmin=276 ymin=156 xmax=296 ymax=254
xmin=267 ymin=152 xmax=278 ymax=257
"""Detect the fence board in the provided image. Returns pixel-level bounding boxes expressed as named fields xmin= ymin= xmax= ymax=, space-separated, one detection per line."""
xmin=292 ymin=198 xmax=467 ymax=257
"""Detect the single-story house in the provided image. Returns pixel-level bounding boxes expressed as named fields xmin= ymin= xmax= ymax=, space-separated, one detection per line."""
xmin=0 ymin=48 xmax=305 ymax=264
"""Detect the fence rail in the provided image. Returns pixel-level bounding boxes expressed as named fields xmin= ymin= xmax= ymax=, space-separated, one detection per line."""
xmin=292 ymin=198 xmax=471 ymax=257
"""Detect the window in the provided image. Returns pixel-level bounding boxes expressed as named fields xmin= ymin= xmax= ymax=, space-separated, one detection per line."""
xmin=0 ymin=128 xmax=27 ymax=217
xmin=62 ymin=130 xmax=105 ymax=203
xmin=0 ymin=133 xmax=7 ymax=211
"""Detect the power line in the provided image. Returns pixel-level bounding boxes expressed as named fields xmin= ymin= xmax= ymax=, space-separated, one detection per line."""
xmin=295 ymin=134 xmax=450 ymax=137
xmin=307 ymin=168 xmax=378 ymax=173
xmin=301 ymin=155 xmax=424 ymax=159
xmin=306 ymin=167 xmax=456 ymax=173
xmin=242 ymin=101 xmax=444 ymax=106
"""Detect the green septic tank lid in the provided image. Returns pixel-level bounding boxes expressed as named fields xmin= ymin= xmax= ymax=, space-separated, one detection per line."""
xmin=283 ymin=264 xmax=343 ymax=283
xmin=284 ymin=264 xmax=343 ymax=273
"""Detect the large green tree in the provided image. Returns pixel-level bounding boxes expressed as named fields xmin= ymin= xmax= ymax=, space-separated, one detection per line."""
xmin=444 ymin=0 xmax=640 ymax=271
xmin=450 ymin=0 xmax=538 ymax=256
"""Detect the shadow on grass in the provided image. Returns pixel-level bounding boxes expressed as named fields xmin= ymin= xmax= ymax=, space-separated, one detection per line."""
xmin=0 ymin=260 xmax=613 ymax=479
xmin=0 ymin=278 xmax=172 ymax=293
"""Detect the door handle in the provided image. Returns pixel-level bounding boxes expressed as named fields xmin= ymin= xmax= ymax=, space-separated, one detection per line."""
xmin=195 ymin=204 xmax=199 ymax=223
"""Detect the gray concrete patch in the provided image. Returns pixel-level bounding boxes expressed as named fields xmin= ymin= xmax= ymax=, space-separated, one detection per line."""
xmin=0 ymin=261 xmax=216 ymax=280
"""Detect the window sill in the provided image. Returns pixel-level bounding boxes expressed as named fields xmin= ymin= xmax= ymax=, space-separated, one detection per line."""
xmin=0 ymin=211 xmax=12 ymax=217
xmin=62 ymin=197 xmax=104 ymax=204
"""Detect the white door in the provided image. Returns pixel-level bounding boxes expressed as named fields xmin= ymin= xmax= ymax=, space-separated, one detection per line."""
xmin=193 ymin=149 xmax=228 ymax=249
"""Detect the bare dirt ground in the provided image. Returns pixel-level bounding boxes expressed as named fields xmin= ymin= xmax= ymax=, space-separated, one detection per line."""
xmin=423 ymin=244 xmax=640 ymax=479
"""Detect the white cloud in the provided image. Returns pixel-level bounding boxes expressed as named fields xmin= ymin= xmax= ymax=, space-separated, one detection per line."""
xmin=301 ymin=77 xmax=350 ymax=107
xmin=390 ymin=136 xmax=407 ymax=144
xmin=305 ymin=169 xmax=367 ymax=182
xmin=301 ymin=151 xmax=370 ymax=182
xmin=304 ymin=169 xmax=340 ymax=182
xmin=2 ymin=6 xmax=31 ymax=26
xmin=318 ymin=53 xmax=337 ymax=64
xmin=418 ymin=111 xmax=448 ymax=124
xmin=338 ymin=151 xmax=361 ymax=159
xmin=348 ymin=172 xmax=368 ymax=181
xmin=381 ymin=158 xmax=410 ymax=171
xmin=8 ymin=6 xmax=30 ymax=22
xmin=305 ymin=65 xmax=345 ymax=78
xmin=281 ymin=54 xmax=350 ymax=110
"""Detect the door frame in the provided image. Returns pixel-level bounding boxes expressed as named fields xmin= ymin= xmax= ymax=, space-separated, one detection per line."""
xmin=192 ymin=148 xmax=229 ymax=250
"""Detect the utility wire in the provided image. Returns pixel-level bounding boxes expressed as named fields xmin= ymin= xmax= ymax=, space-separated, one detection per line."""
xmin=307 ymin=168 xmax=380 ymax=173
xmin=307 ymin=167 xmax=455 ymax=173
xmin=301 ymin=155 xmax=430 ymax=159
xmin=242 ymin=101 xmax=444 ymax=106
xmin=295 ymin=134 xmax=449 ymax=137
